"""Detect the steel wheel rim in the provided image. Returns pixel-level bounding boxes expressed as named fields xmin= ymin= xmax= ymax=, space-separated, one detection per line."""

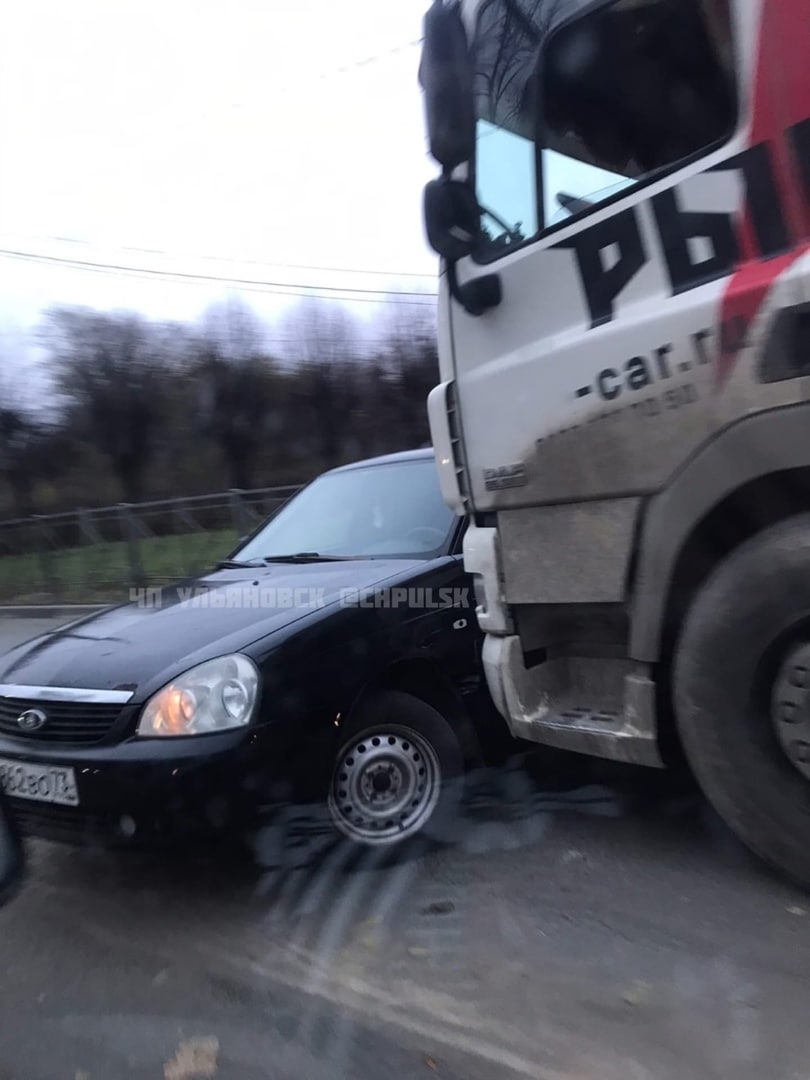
xmin=771 ymin=640 xmax=810 ymax=779
xmin=328 ymin=725 xmax=442 ymax=845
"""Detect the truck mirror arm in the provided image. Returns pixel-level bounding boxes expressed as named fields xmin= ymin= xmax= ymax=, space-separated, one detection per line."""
xmin=423 ymin=176 xmax=503 ymax=317
xmin=446 ymin=260 xmax=502 ymax=317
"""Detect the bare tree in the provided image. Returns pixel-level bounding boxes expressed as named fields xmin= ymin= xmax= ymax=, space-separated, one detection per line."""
xmin=0 ymin=364 xmax=30 ymax=501
xmin=200 ymin=295 xmax=267 ymax=364
xmin=193 ymin=298 xmax=279 ymax=489
xmin=371 ymin=309 xmax=439 ymax=451
xmin=373 ymin=308 xmax=437 ymax=370
xmin=42 ymin=307 xmax=167 ymax=503
xmin=0 ymin=402 xmax=36 ymax=517
xmin=20 ymin=296 xmax=443 ymax=512
xmin=281 ymin=298 xmax=364 ymax=368
xmin=279 ymin=300 xmax=367 ymax=465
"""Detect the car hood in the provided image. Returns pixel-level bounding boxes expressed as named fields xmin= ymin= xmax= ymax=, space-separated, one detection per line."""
xmin=0 ymin=559 xmax=427 ymax=701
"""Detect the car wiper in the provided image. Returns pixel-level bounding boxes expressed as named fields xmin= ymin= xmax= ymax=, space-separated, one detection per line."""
xmin=260 ymin=552 xmax=364 ymax=563
xmin=556 ymin=191 xmax=594 ymax=215
xmin=217 ymin=558 xmax=268 ymax=569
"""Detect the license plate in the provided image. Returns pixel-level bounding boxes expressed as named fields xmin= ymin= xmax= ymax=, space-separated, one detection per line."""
xmin=0 ymin=757 xmax=79 ymax=806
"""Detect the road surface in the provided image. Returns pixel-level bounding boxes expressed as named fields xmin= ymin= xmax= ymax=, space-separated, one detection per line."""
xmin=2 ymin=616 xmax=810 ymax=1080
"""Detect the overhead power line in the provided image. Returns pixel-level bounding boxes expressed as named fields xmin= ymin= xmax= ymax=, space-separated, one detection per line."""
xmin=129 ymin=248 xmax=436 ymax=281
xmin=271 ymin=38 xmax=424 ymax=95
xmin=1 ymin=233 xmax=436 ymax=281
xmin=319 ymin=37 xmax=423 ymax=76
xmin=0 ymin=247 xmax=435 ymax=296
xmin=0 ymin=248 xmax=438 ymax=308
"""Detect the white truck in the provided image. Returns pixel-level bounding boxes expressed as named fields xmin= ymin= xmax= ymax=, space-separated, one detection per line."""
xmin=419 ymin=0 xmax=810 ymax=884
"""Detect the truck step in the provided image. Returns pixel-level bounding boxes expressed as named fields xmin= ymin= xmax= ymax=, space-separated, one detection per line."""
xmin=482 ymin=637 xmax=663 ymax=768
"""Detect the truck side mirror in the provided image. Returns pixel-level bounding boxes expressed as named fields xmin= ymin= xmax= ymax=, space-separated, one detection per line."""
xmin=420 ymin=3 xmax=501 ymax=319
xmin=419 ymin=0 xmax=475 ymax=172
xmin=424 ymin=177 xmax=502 ymax=318
xmin=423 ymin=176 xmax=480 ymax=261
xmin=0 ymin=793 xmax=24 ymax=907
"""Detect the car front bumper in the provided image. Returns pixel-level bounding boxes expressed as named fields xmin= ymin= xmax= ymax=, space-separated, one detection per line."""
xmin=0 ymin=723 xmax=312 ymax=848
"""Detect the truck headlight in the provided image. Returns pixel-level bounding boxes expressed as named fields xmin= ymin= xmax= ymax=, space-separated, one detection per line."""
xmin=136 ymin=655 xmax=259 ymax=737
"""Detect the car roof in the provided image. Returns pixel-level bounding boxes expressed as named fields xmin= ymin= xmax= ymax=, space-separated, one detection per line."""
xmin=325 ymin=448 xmax=435 ymax=474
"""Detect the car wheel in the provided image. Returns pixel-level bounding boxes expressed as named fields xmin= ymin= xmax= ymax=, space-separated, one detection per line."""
xmin=674 ymin=515 xmax=810 ymax=889
xmin=327 ymin=690 xmax=464 ymax=849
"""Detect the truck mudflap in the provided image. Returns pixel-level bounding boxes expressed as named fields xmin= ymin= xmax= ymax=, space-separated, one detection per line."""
xmin=482 ymin=634 xmax=664 ymax=768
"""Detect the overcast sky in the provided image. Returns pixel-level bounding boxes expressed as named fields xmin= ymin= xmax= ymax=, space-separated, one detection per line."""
xmin=0 ymin=0 xmax=438 ymax=370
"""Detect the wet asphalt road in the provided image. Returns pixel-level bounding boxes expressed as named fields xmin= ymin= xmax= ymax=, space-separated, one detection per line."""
xmin=2 ymin=617 xmax=810 ymax=1080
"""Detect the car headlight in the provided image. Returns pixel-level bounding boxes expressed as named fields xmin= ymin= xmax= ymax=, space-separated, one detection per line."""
xmin=136 ymin=655 xmax=260 ymax=737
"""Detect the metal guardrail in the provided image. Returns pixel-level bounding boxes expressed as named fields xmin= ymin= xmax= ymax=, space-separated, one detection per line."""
xmin=0 ymin=485 xmax=303 ymax=604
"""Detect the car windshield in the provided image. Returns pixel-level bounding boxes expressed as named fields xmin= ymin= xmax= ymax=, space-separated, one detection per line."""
xmin=234 ymin=458 xmax=456 ymax=561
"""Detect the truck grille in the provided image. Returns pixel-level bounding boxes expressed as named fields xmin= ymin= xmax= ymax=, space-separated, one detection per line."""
xmin=446 ymin=381 xmax=471 ymax=510
xmin=0 ymin=696 xmax=124 ymax=745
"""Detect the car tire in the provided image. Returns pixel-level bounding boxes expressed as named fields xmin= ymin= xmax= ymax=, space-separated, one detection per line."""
xmin=673 ymin=515 xmax=810 ymax=889
xmin=327 ymin=690 xmax=465 ymax=851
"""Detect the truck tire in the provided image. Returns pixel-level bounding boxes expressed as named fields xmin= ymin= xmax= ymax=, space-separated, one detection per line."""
xmin=674 ymin=515 xmax=810 ymax=888
xmin=327 ymin=690 xmax=464 ymax=851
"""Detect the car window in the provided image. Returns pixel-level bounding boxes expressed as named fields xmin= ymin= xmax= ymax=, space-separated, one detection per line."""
xmin=235 ymin=460 xmax=456 ymax=561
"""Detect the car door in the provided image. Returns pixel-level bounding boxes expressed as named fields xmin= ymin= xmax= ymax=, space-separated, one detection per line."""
xmin=405 ymin=519 xmax=481 ymax=689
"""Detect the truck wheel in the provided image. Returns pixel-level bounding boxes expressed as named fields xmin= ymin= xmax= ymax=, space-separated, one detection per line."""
xmin=327 ymin=690 xmax=464 ymax=850
xmin=674 ymin=515 xmax=810 ymax=888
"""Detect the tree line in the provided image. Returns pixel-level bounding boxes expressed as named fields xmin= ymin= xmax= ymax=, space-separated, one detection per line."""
xmin=0 ymin=297 xmax=440 ymax=519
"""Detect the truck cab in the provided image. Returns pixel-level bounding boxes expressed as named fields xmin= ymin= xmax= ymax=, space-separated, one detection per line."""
xmin=420 ymin=0 xmax=810 ymax=885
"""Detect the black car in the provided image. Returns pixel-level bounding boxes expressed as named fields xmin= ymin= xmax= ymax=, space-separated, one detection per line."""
xmin=0 ymin=450 xmax=502 ymax=855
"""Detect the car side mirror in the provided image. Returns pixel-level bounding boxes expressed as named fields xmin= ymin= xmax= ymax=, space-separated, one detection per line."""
xmin=0 ymin=792 xmax=24 ymax=907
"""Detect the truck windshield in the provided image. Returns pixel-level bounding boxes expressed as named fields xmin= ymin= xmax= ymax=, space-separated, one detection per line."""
xmin=471 ymin=0 xmax=735 ymax=253
xmin=234 ymin=459 xmax=456 ymax=562
xmin=472 ymin=0 xmax=626 ymax=250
